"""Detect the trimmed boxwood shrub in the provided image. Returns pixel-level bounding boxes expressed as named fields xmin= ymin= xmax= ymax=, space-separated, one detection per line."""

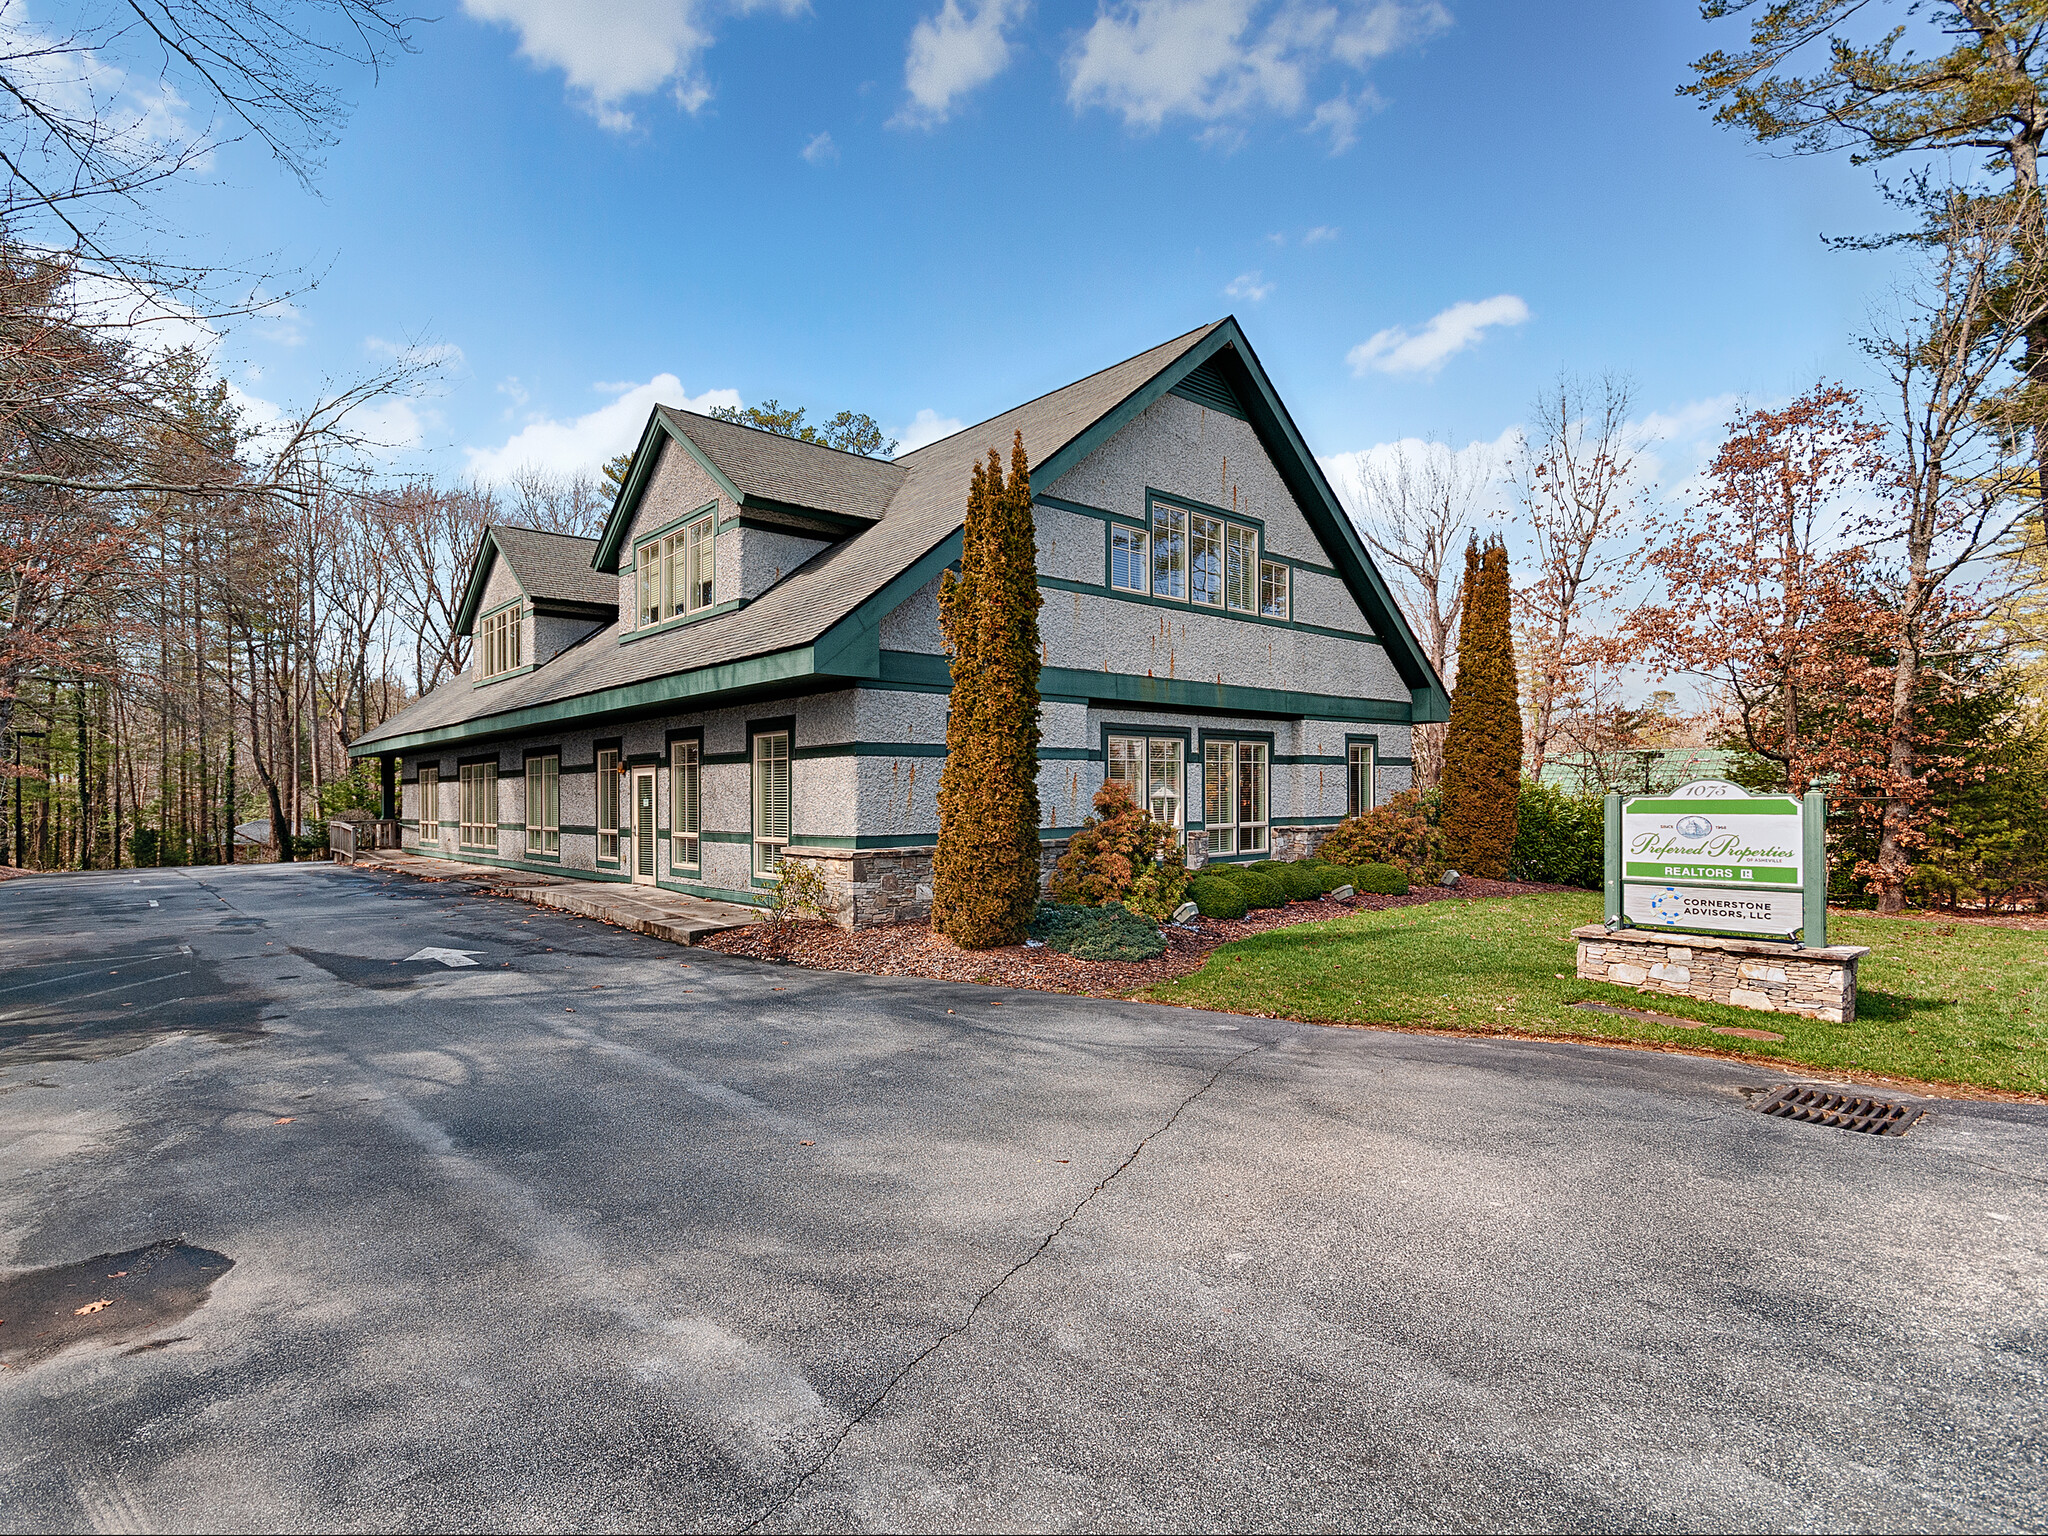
xmin=1030 ymin=901 xmax=1167 ymax=962
xmin=1236 ymin=872 xmax=1287 ymax=909
xmin=1314 ymin=865 xmax=1354 ymax=895
xmin=1278 ymin=862 xmax=1325 ymax=901
xmin=1352 ymin=862 xmax=1409 ymax=895
xmin=1188 ymin=875 xmax=1249 ymax=920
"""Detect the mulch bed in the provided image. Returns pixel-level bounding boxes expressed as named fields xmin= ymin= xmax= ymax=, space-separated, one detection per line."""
xmin=698 ymin=876 xmax=1576 ymax=996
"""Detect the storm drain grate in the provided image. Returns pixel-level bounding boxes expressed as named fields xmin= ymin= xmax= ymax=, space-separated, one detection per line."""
xmin=1754 ymin=1084 xmax=1925 ymax=1136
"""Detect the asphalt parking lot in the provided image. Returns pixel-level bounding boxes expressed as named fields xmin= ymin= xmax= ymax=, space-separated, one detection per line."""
xmin=1 ymin=860 xmax=2042 ymax=1532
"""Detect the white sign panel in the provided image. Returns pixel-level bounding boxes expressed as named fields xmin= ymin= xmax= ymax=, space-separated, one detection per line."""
xmin=1620 ymin=781 xmax=1802 ymax=892
xmin=1623 ymin=884 xmax=1804 ymax=937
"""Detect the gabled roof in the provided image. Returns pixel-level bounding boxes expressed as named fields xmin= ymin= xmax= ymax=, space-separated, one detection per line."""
xmin=453 ymin=526 xmax=617 ymax=635
xmin=594 ymin=408 xmax=907 ymax=569
xmin=354 ymin=319 xmax=1447 ymax=757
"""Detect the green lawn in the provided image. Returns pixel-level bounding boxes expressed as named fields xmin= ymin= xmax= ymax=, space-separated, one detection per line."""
xmin=1146 ymin=892 xmax=2048 ymax=1095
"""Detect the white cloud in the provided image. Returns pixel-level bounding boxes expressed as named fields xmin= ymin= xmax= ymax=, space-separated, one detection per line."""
xmin=1347 ymin=294 xmax=1529 ymax=378
xmin=461 ymin=0 xmax=804 ymax=131
xmin=463 ymin=375 xmax=741 ymax=481
xmin=802 ymin=130 xmax=838 ymax=164
xmin=1224 ymin=270 xmax=1272 ymax=302
xmin=894 ymin=0 xmax=1027 ymax=127
xmin=1064 ymin=0 xmax=1446 ymax=150
xmin=1302 ymin=224 xmax=1337 ymax=244
xmin=894 ymin=408 xmax=965 ymax=455
xmin=1320 ymin=427 xmax=1516 ymax=526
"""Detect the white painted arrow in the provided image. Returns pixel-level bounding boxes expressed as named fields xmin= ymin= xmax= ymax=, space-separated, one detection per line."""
xmin=405 ymin=947 xmax=480 ymax=968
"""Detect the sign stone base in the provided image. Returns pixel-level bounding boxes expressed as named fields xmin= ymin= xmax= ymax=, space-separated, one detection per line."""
xmin=1571 ymin=925 xmax=1870 ymax=1024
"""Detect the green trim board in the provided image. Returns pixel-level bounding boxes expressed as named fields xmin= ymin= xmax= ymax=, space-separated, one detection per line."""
xmin=471 ymin=661 xmax=536 ymax=690
xmin=1034 ymin=492 xmax=1144 ymax=528
xmin=878 ymin=649 xmax=1416 ymax=723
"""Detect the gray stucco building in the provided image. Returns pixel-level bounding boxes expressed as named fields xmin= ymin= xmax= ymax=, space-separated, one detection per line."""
xmin=349 ymin=319 xmax=1449 ymax=926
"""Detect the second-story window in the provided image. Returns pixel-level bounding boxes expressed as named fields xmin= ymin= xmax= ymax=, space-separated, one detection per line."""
xmin=1258 ymin=559 xmax=1290 ymax=619
xmin=1110 ymin=524 xmax=1147 ymax=593
xmin=477 ymin=604 xmax=522 ymax=678
xmin=637 ymin=512 xmax=717 ymax=627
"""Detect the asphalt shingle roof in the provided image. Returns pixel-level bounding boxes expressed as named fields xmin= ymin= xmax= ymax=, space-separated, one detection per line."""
xmin=355 ymin=320 xmax=1223 ymax=751
xmin=489 ymin=526 xmax=616 ymax=610
xmin=658 ymin=408 xmax=907 ymax=522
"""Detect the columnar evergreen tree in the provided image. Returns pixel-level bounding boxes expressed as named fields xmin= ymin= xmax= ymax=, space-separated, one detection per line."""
xmin=1440 ymin=535 xmax=1521 ymax=879
xmin=932 ymin=431 xmax=1044 ymax=946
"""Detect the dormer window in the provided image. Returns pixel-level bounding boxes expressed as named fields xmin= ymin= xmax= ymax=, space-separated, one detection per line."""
xmin=478 ymin=604 xmax=523 ymax=678
xmin=637 ymin=512 xmax=715 ymax=626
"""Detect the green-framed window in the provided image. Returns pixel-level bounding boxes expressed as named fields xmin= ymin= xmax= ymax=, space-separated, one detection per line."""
xmin=596 ymin=749 xmax=621 ymax=862
xmin=1107 ymin=733 xmax=1184 ymax=837
xmin=524 ymin=756 xmax=559 ymax=856
xmin=458 ymin=763 xmax=495 ymax=849
xmin=1348 ymin=741 xmax=1375 ymax=818
xmin=1110 ymin=523 xmax=1147 ymax=592
xmin=417 ymin=765 xmax=439 ymax=841
xmin=636 ymin=511 xmax=716 ymax=627
xmin=476 ymin=603 xmax=522 ymax=678
xmin=752 ymin=730 xmax=790 ymax=876
xmin=1203 ymin=739 xmax=1269 ymax=857
xmin=671 ymin=739 xmax=700 ymax=871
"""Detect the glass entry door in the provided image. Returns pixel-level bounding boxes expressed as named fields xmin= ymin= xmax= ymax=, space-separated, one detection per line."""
xmin=632 ymin=768 xmax=657 ymax=883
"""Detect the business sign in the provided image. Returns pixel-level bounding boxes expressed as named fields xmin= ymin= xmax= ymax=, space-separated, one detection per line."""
xmin=1608 ymin=780 xmax=1822 ymax=943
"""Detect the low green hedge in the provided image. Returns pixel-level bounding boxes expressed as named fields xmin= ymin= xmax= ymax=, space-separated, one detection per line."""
xmin=1187 ymin=875 xmax=1250 ymax=920
xmin=1030 ymin=902 xmax=1168 ymax=962
xmin=1351 ymin=862 xmax=1409 ymax=895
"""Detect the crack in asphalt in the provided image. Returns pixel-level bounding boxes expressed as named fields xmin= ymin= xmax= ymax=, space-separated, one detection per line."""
xmin=738 ymin=1040 xmax=1268 ymax=1533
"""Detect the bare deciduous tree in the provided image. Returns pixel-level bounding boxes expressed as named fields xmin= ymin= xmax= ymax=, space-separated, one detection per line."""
xmin=1336 ymin=437 xmax=1500 ymax=789
xmin=1512 ymin=373 xmax=1650 ymax=780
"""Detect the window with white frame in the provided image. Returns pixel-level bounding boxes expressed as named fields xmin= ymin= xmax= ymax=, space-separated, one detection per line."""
xmin=671 ymin=739 xmax=700 ymax=870
xmin=525 ymin=755 xmax=560 ymax=855
xmin=596 ymin=749 xmax=620 ymax=861
xmin=1203 ymin=739 xmax=1269 ymax=857
xmin=1106 ymin=733 xmax=1184 ymax=837
xmin=1110 ymin=524 xmax=1148 ymax=593
xmin=1150 ymin=502 xmax=1187 ymax=600
xmin=458 ymin=762 xmax=495 ymax=848
xmin=752 ymin=730 xmax=790 ymax=875
xmin=1259 ymin=559 xmax=1290 ymax=619
xmin=417 ymin=765 xmax=439 ymax=841
xmin=637 ymin=512 xmax=716 ymax=627
xmin=1225 ymin=525 xmax=1257 ymax=613
xmin=477 ymin=604 xmax=522 ymax=679
xmin=1189 ymin=512 xmax=1224 ymax=607
xmin=1348 ymin=741 xmax=1375 ymax=819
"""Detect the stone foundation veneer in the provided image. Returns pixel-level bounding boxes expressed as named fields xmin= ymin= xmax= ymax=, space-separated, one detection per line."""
xmin=1572 ymin=925 xmax=1869 ymax=1024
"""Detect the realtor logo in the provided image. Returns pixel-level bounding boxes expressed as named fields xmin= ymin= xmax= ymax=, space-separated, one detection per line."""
xmin=1675 ymin=815 xmax=1713 ymax=840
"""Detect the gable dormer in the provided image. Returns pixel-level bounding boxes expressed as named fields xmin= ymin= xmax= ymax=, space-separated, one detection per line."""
xmin=595 ymin=405 xmax=906 ymax=640
xmin=455 ymin=526 xmax=617 ymax=683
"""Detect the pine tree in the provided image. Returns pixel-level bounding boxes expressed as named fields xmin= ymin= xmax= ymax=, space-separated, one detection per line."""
xmin=1439 ymin=534 xmax=1522 ymax=879
xmin=932 ymin=431 xmax=1044 ymax=946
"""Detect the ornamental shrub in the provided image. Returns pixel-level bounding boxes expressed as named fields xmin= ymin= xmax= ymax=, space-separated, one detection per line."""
xmin=1439 ymin=536 xmax=1521 ymax=879
xmin=932 ymin=432 xmax=1044 ymax=948
xmin=1313 ymin=865 xmax=1354 ymax=895
xmin=1508 ymin=781 xmax=1605 ymax=888
xmin=1188 ymin=875 xmax=1249 ymax=919
xmin=1317 ymin=790 xmax=1445 ymax=882
xmin=1352 ymin=862 xmax=1409 ymax=895
xmin=1278 ymin=862 xmax=1325 ymax=901
xmin=1125 ymin=858 xmax=1193 ymax=922
xmin=1029 ymin=901 xmax=1167 ymax=962
xmin=1236 ymin=871 xmax=1287 ymax=909
xmin=1050 ymin=779 xmax=1184 ymax=907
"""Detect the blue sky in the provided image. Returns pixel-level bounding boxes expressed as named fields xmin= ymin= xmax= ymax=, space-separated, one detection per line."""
xmin=158 ymin=0 xmax=1912 ymax=491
